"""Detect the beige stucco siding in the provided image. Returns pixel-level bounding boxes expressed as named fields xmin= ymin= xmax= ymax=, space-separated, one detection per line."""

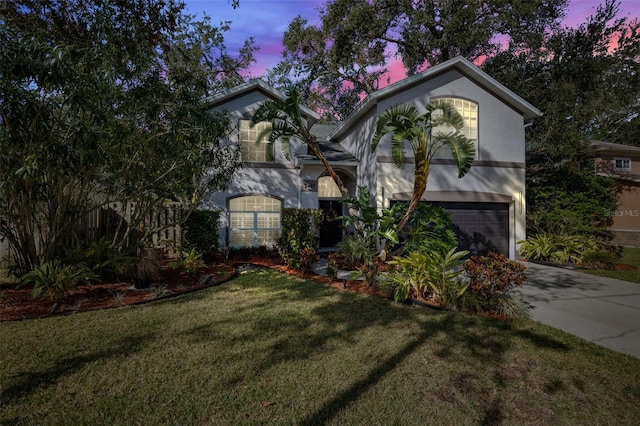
xmin=610 ymin=181 xmax=640 ymax=231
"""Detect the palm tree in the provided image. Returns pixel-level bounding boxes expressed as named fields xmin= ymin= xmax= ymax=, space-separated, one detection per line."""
xmin=372 ymin=100 xmax=475 ymax=235
xmin=251 ymin=86 xmax=349 ymax=198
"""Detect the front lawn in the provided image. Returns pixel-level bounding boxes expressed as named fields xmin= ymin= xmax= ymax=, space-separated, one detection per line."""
xmin=2 ymin=268 xmax=639 ymax=425
xmin=584 ymin=247 xmax=640 ymax=283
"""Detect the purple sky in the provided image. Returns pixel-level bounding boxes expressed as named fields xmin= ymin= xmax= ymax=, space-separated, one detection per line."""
xmin=184 ymin=0 xmax=640 ymax=79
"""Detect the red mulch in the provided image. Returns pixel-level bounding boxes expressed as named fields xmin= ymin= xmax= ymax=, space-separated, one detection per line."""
xmin=0 ymin=257 xmax=388 ymax=322
xmin=615 ymin=264 xmax=637 ymax=271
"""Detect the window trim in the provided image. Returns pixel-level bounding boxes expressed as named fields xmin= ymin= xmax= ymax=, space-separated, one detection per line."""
xmin=613 ymin=157 xmax=632 ymax=172
xmin=227 ymin=194 xmax=282 ymax=247
xmin=431 ymin=96 xmax=478 ymax=160
xmin=239 ymin=119 xmax=273 ymax=163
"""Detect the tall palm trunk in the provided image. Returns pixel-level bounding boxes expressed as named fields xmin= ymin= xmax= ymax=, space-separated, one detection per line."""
xmin=308 ymin=141 xmax=349 ymax=198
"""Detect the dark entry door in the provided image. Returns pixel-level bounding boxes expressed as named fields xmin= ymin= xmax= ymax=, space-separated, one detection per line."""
xmin=319 ymin=200 xmax=343 ymax=247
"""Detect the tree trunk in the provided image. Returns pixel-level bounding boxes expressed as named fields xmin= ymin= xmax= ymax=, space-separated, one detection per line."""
xmin=308 ymin=142 xmax=350 ymax=198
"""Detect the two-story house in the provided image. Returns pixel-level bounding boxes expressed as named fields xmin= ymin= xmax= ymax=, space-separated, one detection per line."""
xmin=591 ymin=140 xmax=640 ymax=246
xmin=204 ymin=56 xmax=542 ymax=259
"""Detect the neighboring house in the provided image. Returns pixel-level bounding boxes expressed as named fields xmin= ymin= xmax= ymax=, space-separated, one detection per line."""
xmin=591 ymin=140 xmax=640 ymax=246
xmin=204 ymin=56 xmax=542 ymax=259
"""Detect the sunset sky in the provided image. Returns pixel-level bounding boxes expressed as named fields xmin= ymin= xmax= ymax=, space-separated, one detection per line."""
xmin=183 ymin=0 xmax=640 ymax=79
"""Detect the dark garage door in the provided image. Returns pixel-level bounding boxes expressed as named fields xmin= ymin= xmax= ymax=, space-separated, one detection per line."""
xmin=430 ymin=202 xmax=509 ymax=256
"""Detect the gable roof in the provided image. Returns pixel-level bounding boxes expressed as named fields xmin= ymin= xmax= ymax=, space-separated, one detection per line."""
xmin=329 ymin=56 xmax=542 ymax=141
xmin=592 ymin=140 xmax=640 ymax=156
xmin=203 ymin=79 xmax=320 ymax=121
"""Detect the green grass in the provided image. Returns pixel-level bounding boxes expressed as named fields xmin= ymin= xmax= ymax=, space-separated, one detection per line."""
xmin=2 ymin=268 xmax=640 ymax=425
xmin=584 ymin=247 xmax=640 ymax=283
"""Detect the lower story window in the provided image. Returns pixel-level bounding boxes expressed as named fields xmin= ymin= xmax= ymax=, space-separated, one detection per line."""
xmin=229 ymin=195 xmax=281 ymax=247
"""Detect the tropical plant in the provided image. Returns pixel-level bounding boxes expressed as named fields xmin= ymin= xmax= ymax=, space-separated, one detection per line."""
xmin=251 ymin=86 xmax=349 ymax=197
xmin=391 ymin=202 xmax=457 ymax=256
xmin=463 ymin=252 xmax=528 ymax=318
xmin=168 ymin=248 xmax=205 ymax=277
xmin=383 ymin=247 xmax=470 ymax=309
xmin=339 ymin=187 xmax=398 ymax=285
xmin=64 ymin=237 xmax=132 ymax=280
xmin=425 ymin=248 xmax=470 ymax=306
xmin=372 ymin=100 xmax=475 ymax=235
xmin=20 ymin=261 xmax=97 ymax=300
xmin=519 ymin=233 xmax=609 ymax=265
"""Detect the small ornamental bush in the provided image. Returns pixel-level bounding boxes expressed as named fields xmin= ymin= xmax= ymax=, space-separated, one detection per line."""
xmin=463 ymin=252 xmax=528 ymax=318
xmin=298 ymin=247 xmax=320 ymax=272
xmin=183 ymin=209 xmax=221 ymax=261
xmin=279 ymin=208 xmax=323 ymax=270
xmin=20 ymin=261 xmax=97 ymax=299
xmin=168 ymin=248 xmax=205 ymax=277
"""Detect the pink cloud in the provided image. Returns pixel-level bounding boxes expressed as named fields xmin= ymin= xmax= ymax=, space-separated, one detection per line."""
xmin=184 ymin=0 xmax=640 ymax=82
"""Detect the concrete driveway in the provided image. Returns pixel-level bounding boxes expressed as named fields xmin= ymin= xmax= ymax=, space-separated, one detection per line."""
xmin=514 ymin=262 xmax=640 ymax=359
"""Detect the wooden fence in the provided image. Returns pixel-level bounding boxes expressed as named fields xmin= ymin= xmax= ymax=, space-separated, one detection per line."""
xmin=0 ymin=202 xmax=184 ymax=262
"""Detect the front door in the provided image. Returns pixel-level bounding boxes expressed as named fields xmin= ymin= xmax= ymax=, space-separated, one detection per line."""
xmin=319 ymin=200 xmax=343 ymax=248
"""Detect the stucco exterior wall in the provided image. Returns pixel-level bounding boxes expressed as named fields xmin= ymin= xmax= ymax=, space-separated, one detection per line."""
xmin=610 ymin=180 xmax=640 ymax=231
xmin=374 ymin=70 xmax=527 ymax=163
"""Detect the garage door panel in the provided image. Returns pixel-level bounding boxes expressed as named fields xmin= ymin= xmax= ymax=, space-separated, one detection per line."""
xmin=431 ymin=202 xmax=509 ymax=256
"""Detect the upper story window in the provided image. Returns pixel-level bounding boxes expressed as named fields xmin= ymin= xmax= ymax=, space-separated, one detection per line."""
xmin=432 ymin=97 xmax=478 ymax=158
xmin=240 ymin=119 xmax=272 ymax=162
xmin=614 ymin=157 xmax=631 ymax=172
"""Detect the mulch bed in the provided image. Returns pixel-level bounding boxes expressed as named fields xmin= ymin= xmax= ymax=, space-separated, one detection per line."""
xmin=0 ymin=257 xmax=387 ymax=322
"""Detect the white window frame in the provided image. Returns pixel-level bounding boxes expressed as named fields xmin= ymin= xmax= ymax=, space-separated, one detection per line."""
xmin=614 ymin=157 xmax=631 ymax=172
xmin=239 ymin=119 xmax=272 ymax=162
xmin=228 ymin=195 xmax=281 ymax=247
xmin=432 ymin=97 xmax=478 ymax=159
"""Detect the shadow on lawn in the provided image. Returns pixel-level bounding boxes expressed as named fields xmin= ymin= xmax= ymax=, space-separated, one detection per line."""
xmin=175 ymin=268 xmax=572 ymax=425
xmin=1 ymin=333 xmax=154 ymax=403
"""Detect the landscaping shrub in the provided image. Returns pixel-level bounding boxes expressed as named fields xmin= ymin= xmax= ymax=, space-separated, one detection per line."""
xmin=392 ymin=202 xmax=457 ymax=256
xmin=581 ymin=250 xmax=619 ymax=270
xmin=128 ymin=248 xmax=163 ymax=289
xmin=64 ymin=237 xmax=132 ymax=280
xmin=183 ymin=209 xmax=221 ymax=261
xmin=382 ymin=247 xmax=470 ymax=309
xmin=279 ymin=208 xmax=323 ymax=271
xmin=19 ymin=261 xmax=97 ymax=299
xmin=168 ymin=248 xmax=205 ymax=277
xmin=518 ymin=232 xmax=610 ymax=265
xmin=463 ymin=252 xmax=528 ymax=318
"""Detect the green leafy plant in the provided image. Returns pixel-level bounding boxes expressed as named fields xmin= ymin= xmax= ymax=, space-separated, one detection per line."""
xmin=182 ymin=210 xmax=221 ymax=261
xmin=340 ymin=187 xmax=398 ymax=286
xmin=65 ymin=237 xmax=132 ymax=280
xmin=383 ymin=247 xmax=470 ymax=309
xmin=168 ymin=248 xmax=205 ymax=277
xmin=425 ymin=248 xmax=470 ymax=306
xmin=382 ymin=251 xmax=431 ymax=302
xmin=581 ymin=250 xmax=619 ymax=270
xmin=278 ymin=208 xmax=323 ymax=270
xmin=20 ymin=261 xmax=97 ymax=299
xmin=519 ymin=233 xmax=608 ymax=265
xmin=391 ymin=202 xmax=457 ymax=257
